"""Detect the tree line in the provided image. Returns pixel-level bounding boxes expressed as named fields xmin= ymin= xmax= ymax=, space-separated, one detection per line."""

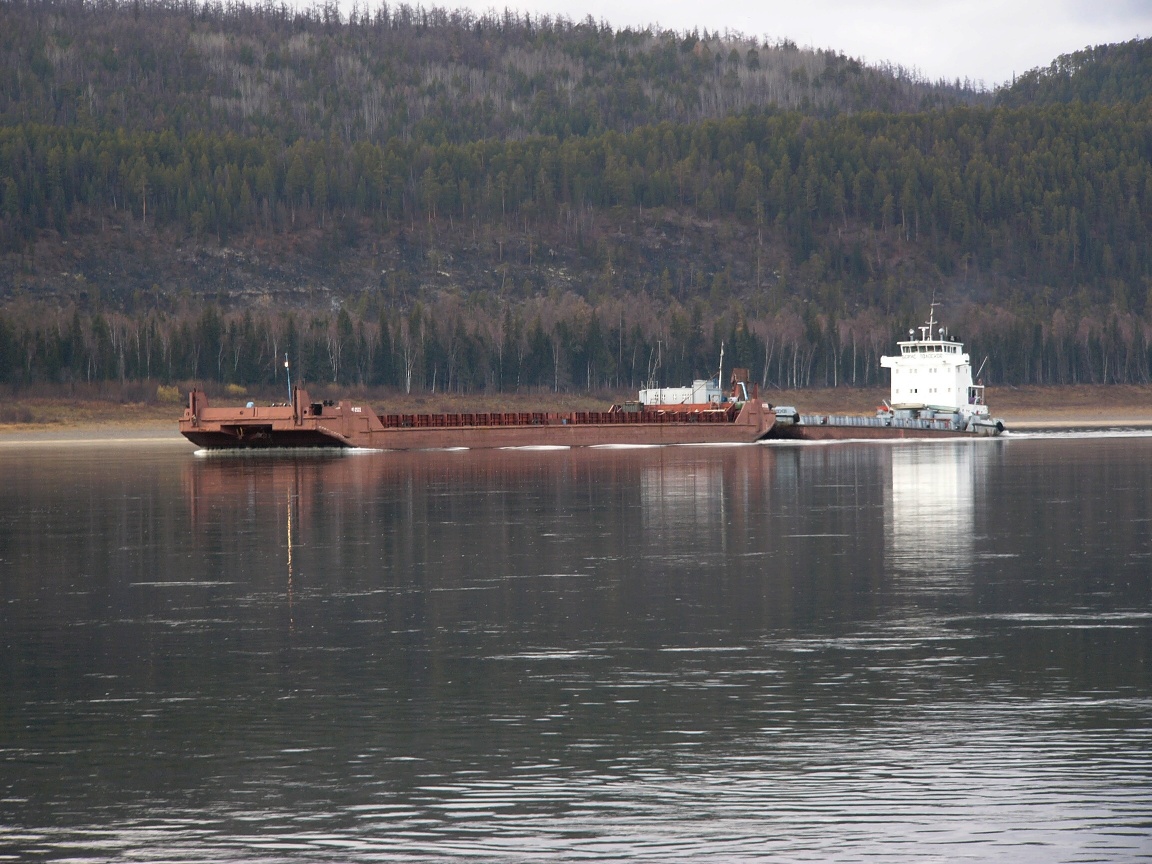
xmin=3 ymin=298 xmax=1152 ymax=395
xmin=997 ymin=38 xmax=1152 ymax=108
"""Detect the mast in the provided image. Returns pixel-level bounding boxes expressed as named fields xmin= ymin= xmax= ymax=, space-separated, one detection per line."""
xmin=919 ymin=301 xmax=939 ymax=341
xmin=718 ymin=341 xmax=724 ymax=402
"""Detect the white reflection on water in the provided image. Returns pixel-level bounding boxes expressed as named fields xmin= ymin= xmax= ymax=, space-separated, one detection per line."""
xmin=885 ymin=443 xmax=981 ymax=583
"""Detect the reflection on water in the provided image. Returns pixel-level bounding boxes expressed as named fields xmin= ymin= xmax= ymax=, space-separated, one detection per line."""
xmin=885 ymin=442 xmax=981 ymax=581
xmin=641 ymin=454 xmax=726 ymax=535
xmin=1 ymin=439 xmax=1151 ymax=861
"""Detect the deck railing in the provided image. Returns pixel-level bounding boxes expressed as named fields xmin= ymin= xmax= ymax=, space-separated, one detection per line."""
xmin=799 ymin=414 xmax=962 ymax=431
xmin=376 ymin=406 xmax=738 ymax=429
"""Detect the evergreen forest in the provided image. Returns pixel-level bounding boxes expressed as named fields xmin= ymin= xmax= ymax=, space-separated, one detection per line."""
xmin=1 ymin=0 xmax=1151 ymax=395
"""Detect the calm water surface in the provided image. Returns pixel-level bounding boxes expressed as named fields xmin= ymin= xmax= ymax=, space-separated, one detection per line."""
xmin=1 ymin=434 xmax=1150 ymax=861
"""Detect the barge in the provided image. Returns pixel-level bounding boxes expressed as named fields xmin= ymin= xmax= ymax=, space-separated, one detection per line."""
xmin=765 ymin=306 xmax=1006 ymax=441
xmin=180 ymin=368 xmax=776 ymax=450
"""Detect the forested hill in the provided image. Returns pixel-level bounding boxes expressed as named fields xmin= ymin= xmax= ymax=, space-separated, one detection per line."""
xmin=0 ymin=2 xmax=1150 ymax=396
xmin=997 ymin=38 xmax=1152 ymax=108
xmin=0 ymin=0 xmax=981 ymax=145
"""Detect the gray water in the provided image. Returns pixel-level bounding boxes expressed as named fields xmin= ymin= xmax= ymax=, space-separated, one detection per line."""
xmin=1 ymin=435 xmax=1150 ymax=862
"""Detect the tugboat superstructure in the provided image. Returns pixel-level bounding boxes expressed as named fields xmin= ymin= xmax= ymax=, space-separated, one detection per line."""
xmin=766 ymin=304 xmax=1007 ymax=440
xmin=879 ymin=304 xmax=998 ymax=432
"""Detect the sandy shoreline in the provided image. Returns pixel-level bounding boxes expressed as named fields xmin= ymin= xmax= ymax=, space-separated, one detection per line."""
xmin=1 ymin=384 xmax=1150 ymax=443
xmin=0 ymin=424 xmax=186 ymax=446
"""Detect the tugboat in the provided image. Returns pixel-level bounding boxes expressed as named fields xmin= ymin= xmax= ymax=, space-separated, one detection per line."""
xmin=766 ymin=305 xmax=1007 ymax=440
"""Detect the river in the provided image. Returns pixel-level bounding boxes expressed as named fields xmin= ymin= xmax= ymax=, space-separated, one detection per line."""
xmin=1 ymin=434 xmax=1150 ymax=861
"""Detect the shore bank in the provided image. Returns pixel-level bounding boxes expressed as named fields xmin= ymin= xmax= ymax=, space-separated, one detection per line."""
xmin=1 ymin=384 xmax=1150 ymax=442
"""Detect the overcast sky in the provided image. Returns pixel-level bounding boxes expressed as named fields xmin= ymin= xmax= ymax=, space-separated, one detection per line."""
xmin=425 ymin=0 xmax=1152 ymax=89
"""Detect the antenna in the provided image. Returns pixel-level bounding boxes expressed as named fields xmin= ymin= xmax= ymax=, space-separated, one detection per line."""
xmin=925 ymin=289 xmax=940 ymax=340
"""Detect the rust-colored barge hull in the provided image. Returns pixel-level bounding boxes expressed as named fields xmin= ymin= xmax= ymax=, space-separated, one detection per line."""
xmin=180 ymin=388 xmax=776 ymax=450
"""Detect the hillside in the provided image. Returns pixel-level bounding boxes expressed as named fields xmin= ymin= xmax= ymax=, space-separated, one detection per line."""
xmin=0 ymin=2 xmax=1150 ymax=395
xmin=996 ymin=38 xmax=1152 ymax=107
xmin=0 ymin=0 xmax=980 ymax=145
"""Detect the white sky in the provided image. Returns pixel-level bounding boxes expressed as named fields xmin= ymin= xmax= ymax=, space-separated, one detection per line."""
xmin=424 ymin=0 xmax=1152 ymax=88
